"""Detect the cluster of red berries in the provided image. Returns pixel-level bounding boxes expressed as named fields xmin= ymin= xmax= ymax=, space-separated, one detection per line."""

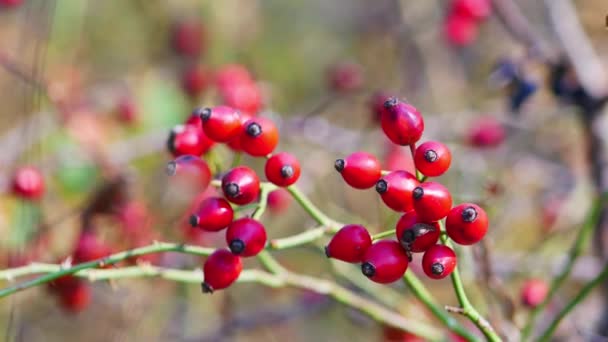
xmin=444 ymin=0 xmax=491 ymax=47
xmin=326 ymin=97 xmax=489 ymax=283
xmin=168 ymin=104 xmax=301 ymax=293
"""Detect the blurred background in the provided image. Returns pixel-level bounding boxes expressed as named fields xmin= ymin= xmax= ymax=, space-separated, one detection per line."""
xmin=0 ymin=0 xmax=607 ymax=341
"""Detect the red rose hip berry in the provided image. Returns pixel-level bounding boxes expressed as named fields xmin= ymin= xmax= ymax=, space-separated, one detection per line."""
xmin=375 ymin=170 xmax=419 ymax=212
xmin=221 ymin=166 xmax=260 ymax=205
xmin=381 ymin=98 xmax=424 ymax=146
xmin=325 ymin=224 xmax=372 ymax=263
xmin=361 ymin=240 xmax=409 ymax=284
xmin=11 ymin=166 xmax=45 ymax=200
xmin=265 ymin=152 xmax=301 ymax=187
xmin=395 ymin=211 xmax=440 ymax=253
xmin=414 ymin=141 xmax=452 ymax=177
xmin=445 ymin=203 xmax=488 ymax=245
xmin=521 ymin=279 xmax=549 ymax=308
xmin=422 ymin=244 xmax=457 ymax=279
xmin=190 ymin=197 xmax=234 ymax=231
xmin=335 ymin=152 xmax=381 ymax=189
xmin=167 ymin=124 xmax=213 ymax=157
xmin=225 ymin=218 xmax=267 ymax=257
xmin=202 ymin=249 xmax=243 ymax=293
xmin=198 ymin=106 xmax=242 ymax=142
xmin=412 ymin=182 xmax=453 ymax=222
xmin=239 ymin=117 xmax=279 ymax=157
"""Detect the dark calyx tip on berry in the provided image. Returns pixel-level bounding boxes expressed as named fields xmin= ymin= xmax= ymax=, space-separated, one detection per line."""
xmin=361 ymin=262 xmax=376 ymax=277
xmin=424 ymin=149 xmax=438 ymax=163
xmin=189 ymin=215 xmax=199 ymax=227
xmin=224 ymin=183 xmax=240 ymax=197
xmin=280 ymin=165 xmax=294 ymax=178
xmin=461 ymin=206 xmax=478 ymax=223
xmin=245 ymin=122 xmax=262 ymax=137
xmin=401 ymin=229 xmax=416 ymax=243
xmin=383 ymin=97 xmax=398 ymax=109
xmin=199 ymin=108 xmax=212 ymax=121
xmin=201 ymin=282 xmax=214 ymax=294
xmin=166 ymin=161 xmax=177 ymax=176
xmin=324 ymin=246 xmax=331 ymax=258
xmin=431 ymin=263 xmax=444 ymax=275
xmin=166 ymin=132 xmax=176 ymax=153
xmin=412 ymin=186 xmax=424 ymax=199
xmin=375 ymin=179 xmax=388 ymax=194
xmin=334 ymin=159 xmax=345 ymax=172
xmin=229 ymin=239 xmax=245 ymax=255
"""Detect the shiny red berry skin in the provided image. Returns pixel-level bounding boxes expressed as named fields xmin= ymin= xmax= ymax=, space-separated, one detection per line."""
xmin=445 ymin=203 xmax=488 ymax=245
xmin=73 ymin=233 xmax=113 ymax=264
xmin=171 ymin=20 xmax=205 ymax=57
xmin=325 ymin=224 xmax=372 ymax=263
xmin=221 ymin=82 xmax=262 ymax=114
xmin=11 ymin=166 xmax=45 ymax=200
xmin=226 ymin=111 xmax=253 ymax=151
xmin=167 ymin=124 xmax=214 ymax=157
xmin=202 ymin=249 xmax=242 ymax=293
xmin=521 ymin=279 xmax=548 ymax=308
xmin=190 ymin=197 xmax=234 ymax=231
xmin=381 ymin=98 xmax=424 ymax=146
xmin=414 ymin=141 xmax=452 ymax=177
xmin=239 ymin=117 xmax=279 ymax=157
xmin=268 ymin=189 xmax=291 ymax=214
xmin=327 ymin=61 xmax=363 ymax=92
xmin=444 ymin=14 xmax=478 ymax=47
xmin=467 ymin=117 xmax=505 ymax=148
xmin=375 ymin=170 xmax=419 ymax=212
xmin=166 ymin=155 xmax=212 ymax=191
xmin=265 ymin=152 xmax=301 ymax=187
xmin=198 ymin=106 xmax=242 ymax=143
xmin=361 ymin=240 xmax=409 ymax=284
xmin=225 ymin=218 xmax=267 ymax=257
xmin=452 ymin=0 xmax=491 ymax=20
xmin=181 ymin=65 xmax=209 ymax=98
xmin=58 ymin=281 xmax=91 ymax=313
xmin=221 ymin=166 xmax=260 ymax=205
xmin=395 ymin=211 xmax=440 ymax=253
xmin=412 ymin=182 xmax=453 ymax=222
xmin=422 ymin=244 xmax=457 ymax=279
xmin=335 ymin=152 xmax=381 ymax=189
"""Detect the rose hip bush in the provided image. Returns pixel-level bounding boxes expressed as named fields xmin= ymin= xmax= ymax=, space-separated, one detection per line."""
xmin=0 ymin=1 xmax=607 ymax=341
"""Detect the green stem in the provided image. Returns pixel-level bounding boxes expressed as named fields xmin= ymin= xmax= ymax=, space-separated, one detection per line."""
xmin=439 ymin=222 xmax=501 ymax=342
xmin=286 ymin=185 xmax=337 ymax=227
xmin=521 ymin=195 xmax=606 ymax=339
xmin=371 ymin=229 xmax=395 ymax=241
xmin=231 ymin=152 xmax=242 ymax=168
xmin=537 ymin=263 xmax=608 ymax=342
xmin=269 ymin=226 xmax=328 ymax=249
xmin=0 ymin=242 xmax=214 ymax=299
xmin=403 ymin=271 xmax=480 ymax=342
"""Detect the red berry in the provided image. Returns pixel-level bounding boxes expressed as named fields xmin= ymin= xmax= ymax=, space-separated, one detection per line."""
xmin=225 ymin=218 xmax=267 ymax=257
xmin=190 ymin=197 xmax=234 ymax=231
xmin=198 ymin=106 xmax=242 ymax=143
xmin=58 ymin=281 xmax=91 ymax=313
xmin=414 ymin=141 xmax=452 ymax=177
xmin=116 ymin=97 xmax=137 ymax=124
xmin=268 ymin=189 xmax=291 ymax=214
xmin=335 ymin=152 xmax=381 ymax=189
xmin=384 ymin=144 xmax=416 ymax=174
xmin=239 ymin=117 xmax=279 ymax=157
xmin=265 ymin=152 xmax=301 ymax=187
xmin=521 ymin=279 xmax=548 ymax=308
xmin=167 ymin=124 xmax=214 ymax=157
xmin=327 ymin=61 xmax=363 ymax=92
xmin=445 ymin=203 xmax=488 ymax=245
xmin=221 ymin=82 xmax=262 ymax=114
xmin=467 ymin=117 xmax=505 ymax=148
xmin=73 ymin=233 xmax=113 ymax=264
xmin=382 ymin=326 xmax=425 ymax=342
xmin=375 ymin=170 xmax=419 ymax=212
xmin=395 ymin=211 xmax=440 ymax=253
xmin=444 ymin=14 xmax=479 ymax=47
xmin=181 ymin=65 xmax=209 ymax=98
xmin=451 ymin=0 xmax=491 ymax=20
xmin=11 ymin=166 xmax=45 ymax=200
xmin=166 ymin=155 xmax=212 ymax=191
xmin=215 ymin=64 xmax=253 ymax=92
xmin=361 ymin=240 xmax=409 ymax=284
xmin=221 ymin=166 xmax=260 ymax=205
xmin=422 ymin=244 xmax=457 ymax=279
xmin=370 ymin=91 xmax=393 ymax=124
xmin=171 ymin=19 xmax=205 ymax=57
xmin=381 ymin=98 xmax=424 ymax=146
xmin=226 ymin=111 xmax=253 ymax=151
xmin=325 ymin=224 xmax=372 ymax=263
xmin=412 ymin=182 xmax=453 ymax=222
xmin=202 ymin=249 xmax=242 ymax=293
